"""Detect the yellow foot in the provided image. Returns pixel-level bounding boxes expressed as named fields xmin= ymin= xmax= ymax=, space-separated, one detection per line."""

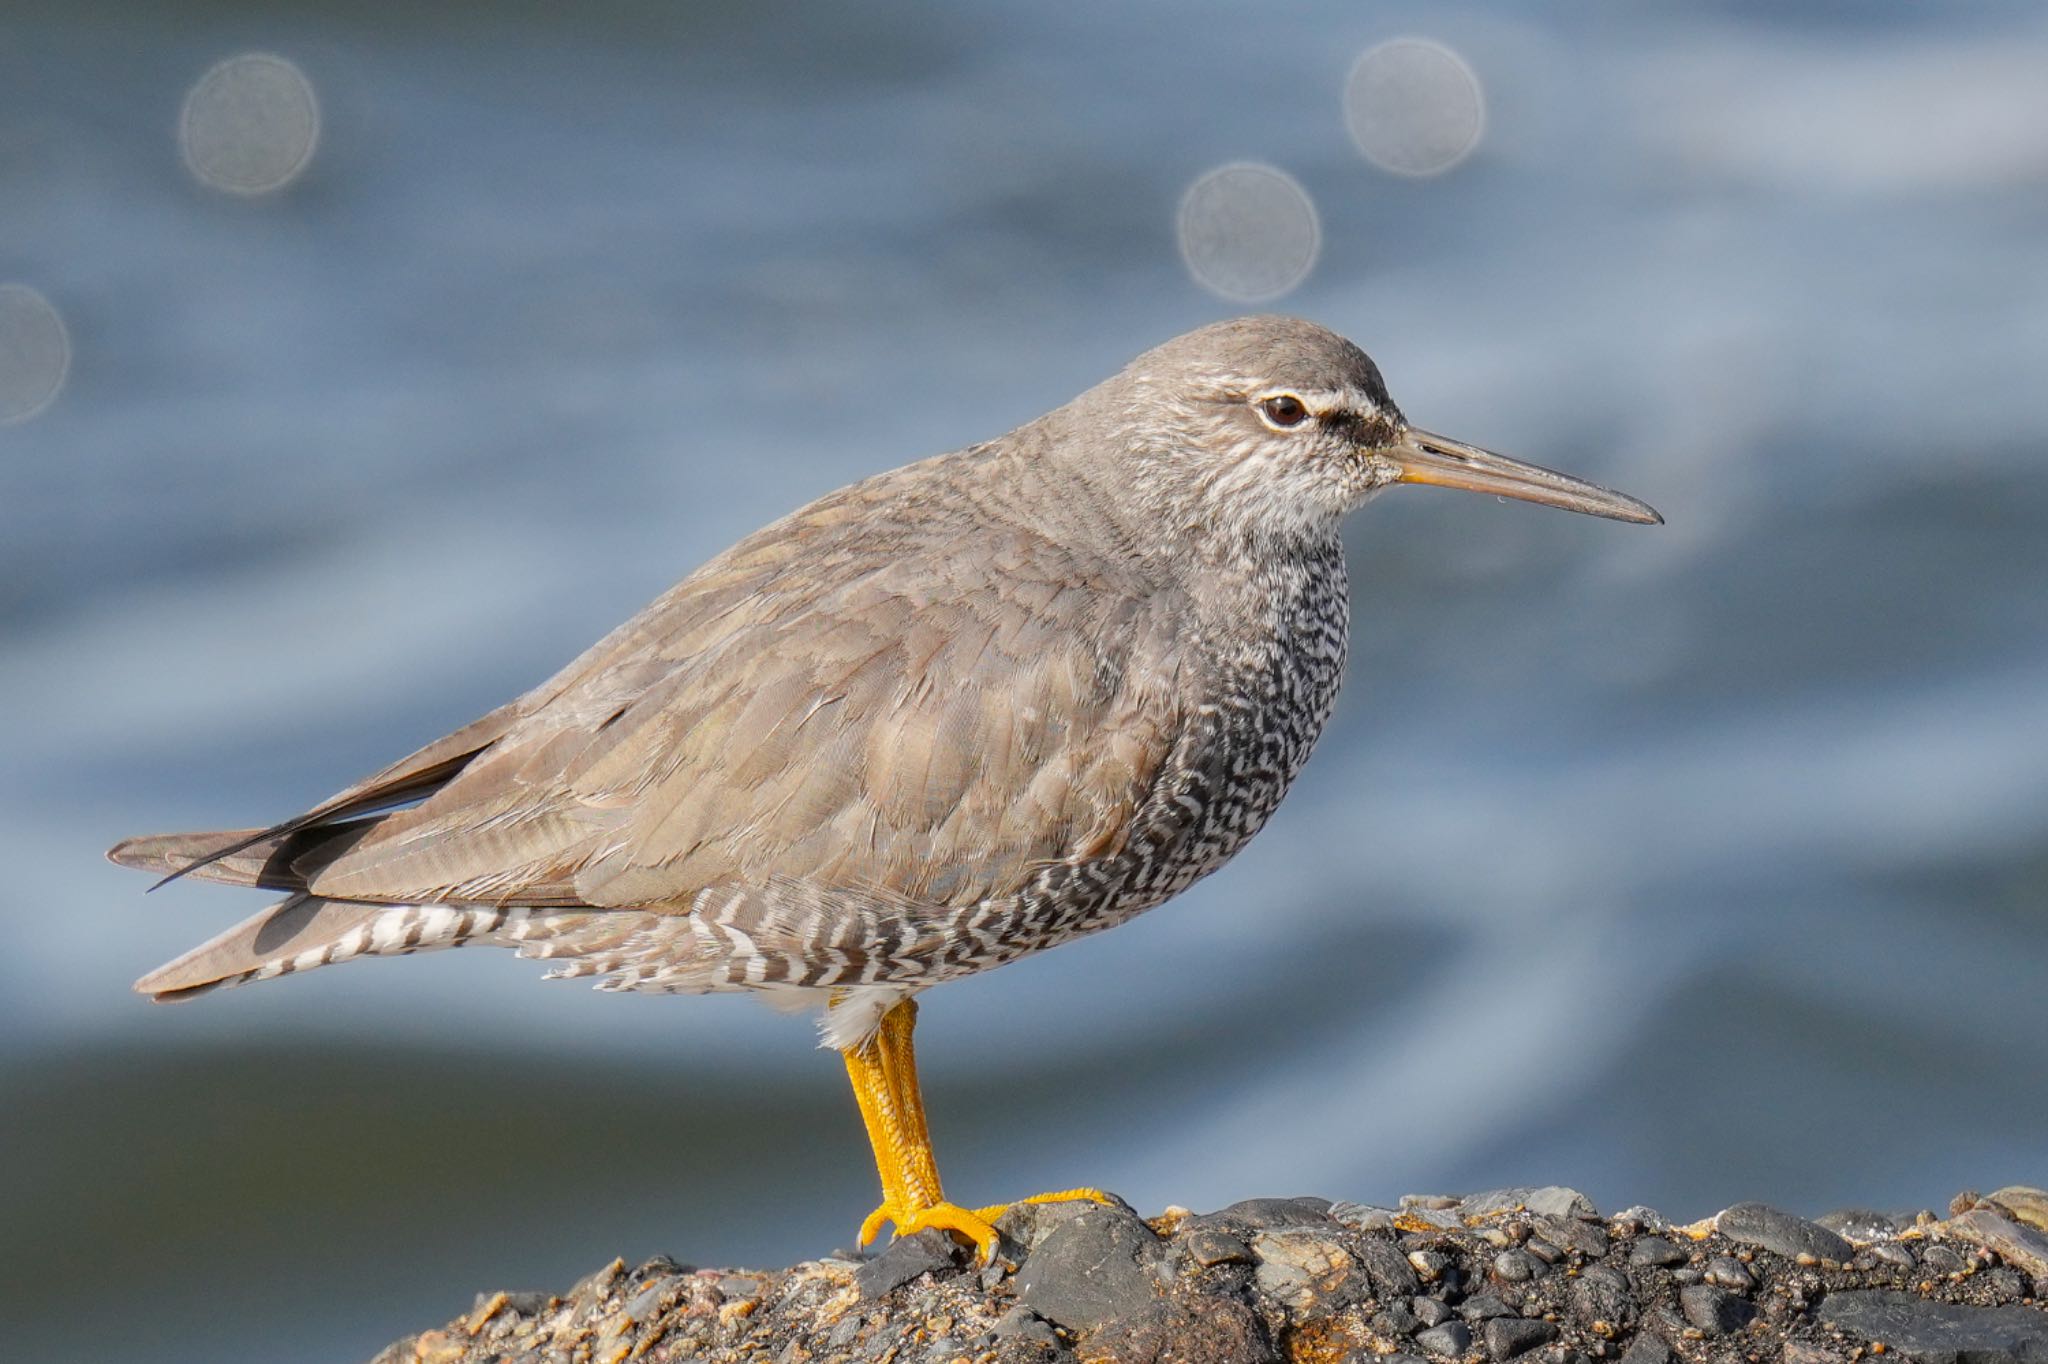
xmin=966 ymin=1186 xmax=1116 ymax=1224
xmin=860 ymin=1200 xmax=1002 ymax=1262
xmin=860 ymin=1188 xmax=1114 ymax=1264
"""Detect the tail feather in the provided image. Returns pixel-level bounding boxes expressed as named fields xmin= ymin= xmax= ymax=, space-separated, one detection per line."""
xmin=108 ymin=820 xmax=378 ymax=892
xmin=133 ymin=894 xmax=523 ymax=1001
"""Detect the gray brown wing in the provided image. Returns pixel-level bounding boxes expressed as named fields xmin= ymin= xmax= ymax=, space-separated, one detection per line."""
xmin=303 ymin=470 xmax=1191 ymax=922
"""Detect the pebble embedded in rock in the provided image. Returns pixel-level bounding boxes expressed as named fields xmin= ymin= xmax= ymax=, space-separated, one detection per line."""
xmin=1414 ymin=1320 xmax=1473 ymax=1357
xmin=1571 ymin=1264 xmax=1635 ymax=1331
xmin=1815 ymin=1208 xmax=1898 ymax=1242
xmin=990 ymin=1305 xmax=1061 ymax=1349
xmin=1534 ymin=1214 xmax=1609 ymax=1259
xmin=1186 ymin=1228 xmax=1253 ymax=1268
xmin=1353 ymin=1237 xmax=1422 ymax=1297
xmin=1919 ymin=1242 xmax=1968 ymax=1275
xmin=1457 ymin=1293 xmax=1514 ymax=1322
xmin=1373 ymin=1302 xmax=1421 ymax=1338
xmin=1483 ymin=1317 xmax=1557 ymax=1361
xmin=1627 ymin=1237 xmax=1687 ymax=1269
xmin=1702 ymin=1256 xmax=1755 ymax=1292
xmin=1616 ymin=1334 xmax=1672 ymax=1364
xmin=1251 ymin=1231 xmax=1357 ymax=1312
xmin=1016 ymin=1204 xmax=1162 ymax=1332
xmin=1678 ymin=1283 xmax=1754 ymax=1335
xmin=621 ymin=1280 xmax=679 ymax=1325
xmin=1715 ymin=1203 xmax=1853 ymax=1264
xmin=1522 ymin=1238 xmax=1562 ymax=1265
xmin=1407 ymin=1250 xmax=1454 ymax=1283
xmin=1492 ymin=1249 xmax=1540 ymax=1282
xmin=1983 ymin=1266 xmax=2031 ymax=1300
xmin=825 ymin=1311 xmax=866 ymax=1349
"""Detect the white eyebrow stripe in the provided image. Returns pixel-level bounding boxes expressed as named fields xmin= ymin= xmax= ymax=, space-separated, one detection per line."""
xmin=1251 ymin=386 xmax=1379 ymax=417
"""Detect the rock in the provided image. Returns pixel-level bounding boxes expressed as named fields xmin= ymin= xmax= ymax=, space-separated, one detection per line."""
xmin=1492 ymin=1248 xmax=1542 ymax=1282
xmin=1818 ymin=1289 xmax=2048 ymax=1361
xmin=1982 ymin=1185 xmax=2048 ymax=1232
xmin=1616 ymin=1335 xmax=1670 ymax=1364
xmin=1458 ymin=1293 xmax=1515 ymax=1321
xmin=856 ymin=1229 xmax=964 ymax=1299
xmin=1702 ymin=1255 xmax=1756 ymax=1292
xmin=1184 ymin=1227 xmax=1253 ymax=1268
xmin=1354 ymin=1236 xmax=1423 ymax=1297
xmin=1461 ymin=1187 xmax=1599 ymax=1221
xmin=1250 ymin=1231 xmax=1358 ymax=1312
xmin=1715 ymin=1202 xmax=1854 ymax=1264
xmin=1678 ymin=1283 xmax=1754 ymax=1335
xmin=1372 ymin=1301 xmax=1421 ymax=1338
xmin=372 ymin=1185 xmax=2048 ymax=1364
xmin=1483 ymin=1317 xmax=1558 ymax=1360
xmin=1628 ymin=1236 xmax=1688 ymax=1268
xmin=1414 ymin=1321 xmax=1474 ymax=1357
xmin=1816 ymin=1208 xmax=1899 ymax=1242
xmin=990 ymin=1305 xmax=1061 ymax=1348
xmin=1187 ymin=1197 xmax=1335 ymax=1233
xmin=1571 ymin=1264 xmax=1637 ymax=1331
xmin=1403 ymin=1207 xmax=1469 ymax=1232
xmin=1016 ymin=1205 xmax=1163 ymax=1333
xmin=1944 ymin=1207 xmax=2048 ymax=1279
xmin=1330 ymin=1201 xmax=1397 ymax=1233
xmin=1533 ymin=1214 xmax=1609 ymax=1259
xmin=1079 ymin=1297 xmax=1277 ymax=1364
xmin=995 ymin=1197 xmax=1103 ymax=1260
xmin=1611 ymin=1207 xmax=1668 ymax=1234
xmin=1921 ymin=1242 xmax=1970 ymax=1275
xmin=1407 ymin=1250 xmax=1455 ymax=1284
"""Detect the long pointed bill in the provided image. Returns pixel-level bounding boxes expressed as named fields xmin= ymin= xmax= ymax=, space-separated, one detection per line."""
xmin=1390 ymin=427 xmax=1663 ymax=525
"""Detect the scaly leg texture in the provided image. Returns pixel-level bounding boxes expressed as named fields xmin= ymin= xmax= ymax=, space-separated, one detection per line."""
xmin=841 ymin=997 xmax=1109 ymax=1261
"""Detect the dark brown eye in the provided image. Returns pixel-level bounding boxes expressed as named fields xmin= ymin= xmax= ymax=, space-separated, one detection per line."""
xmin=1257 ymin=394 xmax=1309 ymax=428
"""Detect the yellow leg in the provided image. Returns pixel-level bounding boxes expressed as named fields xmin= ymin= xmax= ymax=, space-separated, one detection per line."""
xmin=841 ymin=997 xmax=1111 ymax=1262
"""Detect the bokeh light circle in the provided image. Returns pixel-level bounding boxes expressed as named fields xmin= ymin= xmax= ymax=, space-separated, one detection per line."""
xmin=1345 ymin=38 xmax=1486 ymax=177
xmin=0 ymin=284 xmax=71 ymax=425
xmin=179 ymin=53 xmax=321 ymax=196
xmin=1176 ymin=163 xmax=1321 ymax=304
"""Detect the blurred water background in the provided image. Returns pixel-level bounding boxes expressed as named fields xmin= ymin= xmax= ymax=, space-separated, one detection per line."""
xmin=5 ymin=1 xmax=2047 ymax=1359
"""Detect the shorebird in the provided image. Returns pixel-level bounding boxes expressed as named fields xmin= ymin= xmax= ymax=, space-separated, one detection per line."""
xmin=111 ymin=316 xmax=1660 ymax=1259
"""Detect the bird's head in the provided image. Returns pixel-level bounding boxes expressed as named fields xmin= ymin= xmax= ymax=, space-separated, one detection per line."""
xmin=1068 ymin=315 xmax=1660 ymax=550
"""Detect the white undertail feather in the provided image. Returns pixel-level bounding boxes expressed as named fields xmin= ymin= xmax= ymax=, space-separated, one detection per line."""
xmin=135 ymin=896 xmax=685 ymax=1001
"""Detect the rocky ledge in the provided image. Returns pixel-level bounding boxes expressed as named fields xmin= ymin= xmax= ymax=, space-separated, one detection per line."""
xmin=376 ymin=1185 xmax=2048 ymax=1364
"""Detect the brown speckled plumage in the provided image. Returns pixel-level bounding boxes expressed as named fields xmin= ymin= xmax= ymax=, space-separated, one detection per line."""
xmin=112 ymin=316 xmax=1657 ymax=1047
